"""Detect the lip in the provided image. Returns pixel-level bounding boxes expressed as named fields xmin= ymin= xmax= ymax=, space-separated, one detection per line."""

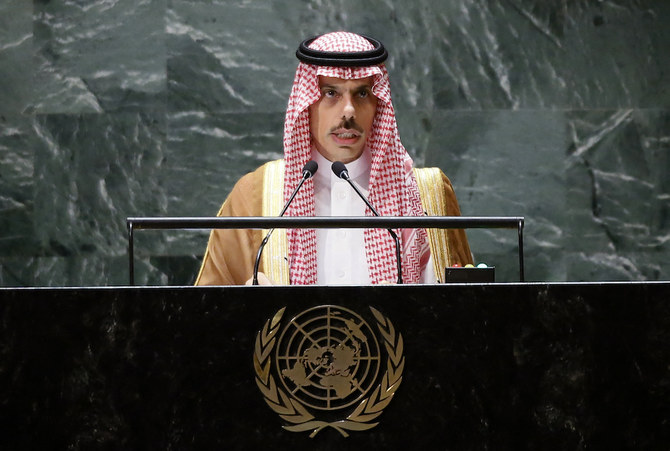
xmin=330 ymin=128 xmax=362 ymax=145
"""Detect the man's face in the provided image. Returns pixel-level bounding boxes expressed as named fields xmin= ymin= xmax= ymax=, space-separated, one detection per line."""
xmin=309 ymin=76 xmax=378 ymax=163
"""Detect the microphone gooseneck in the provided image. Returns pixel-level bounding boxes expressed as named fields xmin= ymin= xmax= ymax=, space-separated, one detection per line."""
xmin=331 ymin=161 xmax=403 ymax=284
xmin=252 ymin=160 xmax=318 ymax=285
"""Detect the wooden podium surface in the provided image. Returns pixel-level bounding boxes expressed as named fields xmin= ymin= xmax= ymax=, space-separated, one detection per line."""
xmin=1 ymin=283 xmax=669 ymax=450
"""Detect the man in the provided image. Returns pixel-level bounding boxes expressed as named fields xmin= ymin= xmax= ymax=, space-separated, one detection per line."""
xmin=195 ymin=31 xmax=472 ymax=286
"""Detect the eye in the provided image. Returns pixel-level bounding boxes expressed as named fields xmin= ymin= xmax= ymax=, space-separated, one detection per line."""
xmin=358 ymin=89 xmax=371 ymax=99
xmin=323 ymin=89 xmax=337 ymax=98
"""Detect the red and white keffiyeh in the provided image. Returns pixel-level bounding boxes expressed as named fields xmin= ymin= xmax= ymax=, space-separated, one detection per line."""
xmin=283 ymin=31 xmax=430 ymax=284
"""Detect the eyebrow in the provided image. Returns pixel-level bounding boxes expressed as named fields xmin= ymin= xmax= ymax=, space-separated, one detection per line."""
xmin=320 ymin=82 xmax=373 ymax=91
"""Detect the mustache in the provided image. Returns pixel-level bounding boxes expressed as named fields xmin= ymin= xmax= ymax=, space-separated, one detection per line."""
xmin=329 ymin=118 xmax=364 ymax=134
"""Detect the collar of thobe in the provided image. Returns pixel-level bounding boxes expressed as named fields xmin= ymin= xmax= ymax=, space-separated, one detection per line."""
xmin=311 ymin=147 xmax=371 ymax=188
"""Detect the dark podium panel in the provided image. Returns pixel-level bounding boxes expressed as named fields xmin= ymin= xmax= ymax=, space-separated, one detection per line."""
xmin=1 ymin=283 xmax=669 ymax=450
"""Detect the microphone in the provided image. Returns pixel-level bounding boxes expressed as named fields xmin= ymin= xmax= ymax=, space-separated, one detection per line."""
xmin=252 ymin=160 xmax=318 ymax=285
xmin=331 ymin=161 xmax=403 ymax=284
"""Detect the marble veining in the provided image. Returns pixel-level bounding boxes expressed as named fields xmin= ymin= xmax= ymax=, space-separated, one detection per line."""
xmin=0 ymin=0 xmax=668 ymax=285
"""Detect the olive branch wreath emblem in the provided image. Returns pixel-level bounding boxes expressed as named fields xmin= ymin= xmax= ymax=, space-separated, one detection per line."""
xmin=253 ymin=306 xmax=405 ymax=438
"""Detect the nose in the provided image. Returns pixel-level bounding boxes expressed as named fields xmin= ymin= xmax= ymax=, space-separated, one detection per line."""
xmin=342 ymin=94 xmax=355 ymax=120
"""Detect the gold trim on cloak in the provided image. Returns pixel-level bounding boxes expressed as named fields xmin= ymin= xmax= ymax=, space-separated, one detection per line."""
xmin=413 ymin=167 xmax=453 ymax=283
xmin=261 ymin=159 xmax=290 ymax=284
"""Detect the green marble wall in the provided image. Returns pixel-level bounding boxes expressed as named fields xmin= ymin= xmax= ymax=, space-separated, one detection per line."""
xmin=1 ymin=0 xmax=668 ymax=286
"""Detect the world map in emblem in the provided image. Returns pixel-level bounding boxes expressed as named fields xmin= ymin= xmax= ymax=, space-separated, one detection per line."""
xmin=275 ymin=305 xmax=381 ymax=410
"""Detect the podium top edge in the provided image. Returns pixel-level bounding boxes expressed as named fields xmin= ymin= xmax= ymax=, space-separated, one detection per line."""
xmin=126 ymin=216 xmax=525 ymax=230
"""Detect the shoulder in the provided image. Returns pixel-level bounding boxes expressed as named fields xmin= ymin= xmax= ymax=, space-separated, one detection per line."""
xmin=413 ymin=166 xmax=455 ymax=191
xmin=232 ymin=159 xmax=284 ymax=192
xmin=217 ymin=160 xmax=283 ymax=216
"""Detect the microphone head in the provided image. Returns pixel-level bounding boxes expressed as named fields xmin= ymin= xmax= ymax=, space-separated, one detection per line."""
xmin=331 ymin=161 xmax=349 ymax=179
xmin=302 ymin=160 xmax=318 ymax=179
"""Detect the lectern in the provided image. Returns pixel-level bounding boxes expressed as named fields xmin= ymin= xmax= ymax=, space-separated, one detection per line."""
xmin=1 ymin=283 xmax=669 ymax=449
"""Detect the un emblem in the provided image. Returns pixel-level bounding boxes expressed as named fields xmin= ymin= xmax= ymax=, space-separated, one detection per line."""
xmin=253 ymin=305 xmax=404 ymax=437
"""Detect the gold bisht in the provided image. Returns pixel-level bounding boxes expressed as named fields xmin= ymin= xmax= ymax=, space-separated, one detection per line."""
xmin=261 ymin=159 xmax=290 ymax=284
xmin=413 ymin=167 xmax=454 ymax=282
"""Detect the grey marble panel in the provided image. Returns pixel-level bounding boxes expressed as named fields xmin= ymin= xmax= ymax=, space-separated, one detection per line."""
xmin=0 ymin=116 xmax=38 ymax=257
xmin=425 ymin=110 xmax=567 ymax=281
xmin=565 ymin=109 xmax=670 ymax=280
xmin=0 ymin=0 xmax=33 ymax=114
xmin=0 ymin=255 xmax=169 ymax=287
xmin=167 ymin=1 xmax=297 ymax=113
xmin=431 ymin=0 xmax=670 ymax=109
xmin=0 ymin=0 xmax=668 ymax=286
xmin=166 ymin=0 xmax=443 ymax=114
xmin=393 ymin=111 xmax=432 ymax=166
xmin=165 ymin=111 xmax=285 ymax=216
xmin=424 ymin=108 xmax=669 ymax=282
xmin=32 ymin=113 xmax=167 ymax=263
xmin=31 ymin=0 xmax=166 ymax=114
